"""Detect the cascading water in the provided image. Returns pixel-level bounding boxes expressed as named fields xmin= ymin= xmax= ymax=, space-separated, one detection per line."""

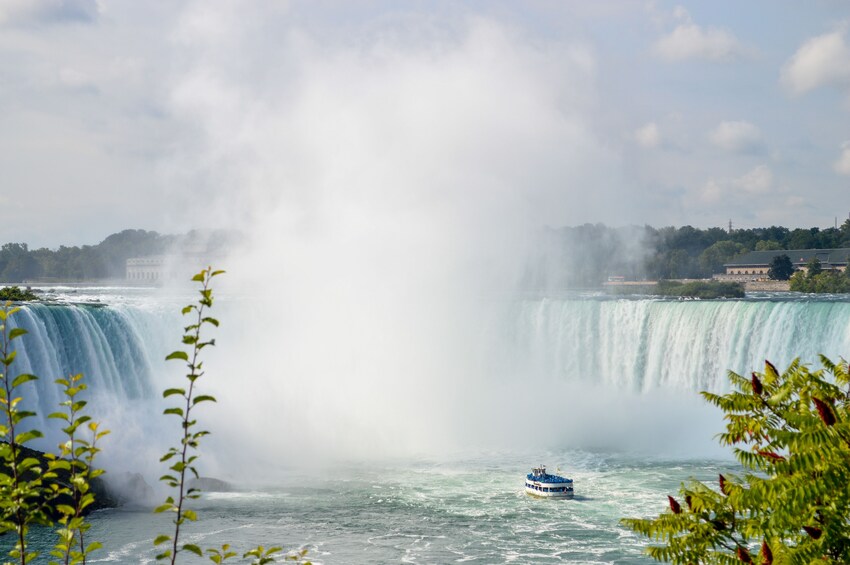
xmin=4 ymin=291 xmax=850 ymax=562
xmin=6 ymin=294 xmax=850 ymax=455
xmin=505 ymin=294 xmax=850 ymax=393
xmin=2 ymin=300 xmax=175 ymax=456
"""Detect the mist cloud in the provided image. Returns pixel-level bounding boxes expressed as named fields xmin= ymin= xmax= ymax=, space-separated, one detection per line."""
xmin=162 ymin=5 xmax=630 ymax=463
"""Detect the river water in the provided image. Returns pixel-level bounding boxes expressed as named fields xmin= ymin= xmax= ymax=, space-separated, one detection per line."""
xmin=3 ymin=287 xmax=847 ymax=563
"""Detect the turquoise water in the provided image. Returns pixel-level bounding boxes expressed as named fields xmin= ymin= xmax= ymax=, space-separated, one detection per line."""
xmin=13 ymin=452 xmax=735 ymax=564
xmin=4 ymin=288 xmax=847 ymax=563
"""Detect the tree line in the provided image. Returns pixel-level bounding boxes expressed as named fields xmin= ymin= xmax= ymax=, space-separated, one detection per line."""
xmin=523 ymin=221 xmax=850 ymax=289
xmin=0 ymin=229 xmax=234 ymax=283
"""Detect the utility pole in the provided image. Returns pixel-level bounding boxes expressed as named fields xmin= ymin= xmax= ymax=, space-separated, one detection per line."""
xmin=728 ymin=219 xmax=733 ymax=234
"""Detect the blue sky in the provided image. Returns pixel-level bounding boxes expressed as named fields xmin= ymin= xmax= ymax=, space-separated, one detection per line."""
xmin=2 ymin=0 xmax=850 ymax=247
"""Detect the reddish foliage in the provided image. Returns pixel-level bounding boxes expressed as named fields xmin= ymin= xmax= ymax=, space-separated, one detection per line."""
xmin=802 ymin=525 xmax=822 ymax=539
xmin=719 ymin=473 xmax=728 ymax=495
xmin=757 ymin=450 xmax=785 ymax=462
xmin=751 ymin=373 xmax=763 ymax=395
xmin=668 ymin=495 xmax=681 ymax=514
xmin=736 ymin=545 xmax=753 ymax=563
xmin=760 ymin=541 xmax=773 ymax=565
xmin=812 ymin=397 xmax=836 ymax=426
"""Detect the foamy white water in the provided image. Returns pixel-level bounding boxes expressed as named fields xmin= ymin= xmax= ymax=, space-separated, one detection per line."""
xmin=3 ymin=288 xmax=849 ymax=563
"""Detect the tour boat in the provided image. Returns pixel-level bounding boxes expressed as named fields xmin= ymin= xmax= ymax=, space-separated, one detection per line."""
xmin=525 ymin=465 xmax=574 ymax=498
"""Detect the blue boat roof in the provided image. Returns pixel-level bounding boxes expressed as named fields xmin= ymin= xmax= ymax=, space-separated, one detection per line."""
xmin=526 ymin=473 xmax=572 ymax=483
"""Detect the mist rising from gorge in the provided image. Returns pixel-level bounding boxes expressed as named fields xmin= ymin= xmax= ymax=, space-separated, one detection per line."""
xmin=153 ymin=5 xmax=719 ymax=474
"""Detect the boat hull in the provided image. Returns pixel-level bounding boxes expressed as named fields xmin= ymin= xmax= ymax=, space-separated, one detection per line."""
xmin=525 ymin=481 xmax=574 ymax=498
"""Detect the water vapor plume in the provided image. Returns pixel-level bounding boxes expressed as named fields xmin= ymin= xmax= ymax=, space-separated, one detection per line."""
xmin=159 ymin=3 xmax=643 ymax=474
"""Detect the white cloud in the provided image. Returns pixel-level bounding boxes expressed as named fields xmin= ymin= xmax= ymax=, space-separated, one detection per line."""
xmin=709 ymin=120 xmax=762 ymax=153
xmin=634 ymin=122 xmax=660 ymax=148
xmin=654 ymin=8 xmax=745 ymax=62
xmin=781 ymin=30 xmax=850 ymax=95
xmin=733 ymin=165 xmax=772 ymax=194
xmin=835 ymin=142 xmax=850 ymax=176
xmin=697 ymin=165 xmax=773 ymax=205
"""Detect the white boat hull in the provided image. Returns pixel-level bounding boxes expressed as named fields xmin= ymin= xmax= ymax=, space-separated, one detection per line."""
xmin=525 ymin=481 xmax=574 ymax=498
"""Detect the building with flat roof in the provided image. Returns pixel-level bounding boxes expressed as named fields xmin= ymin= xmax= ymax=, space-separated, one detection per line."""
xmin=720 ymin=248 xmax=850 ymax=280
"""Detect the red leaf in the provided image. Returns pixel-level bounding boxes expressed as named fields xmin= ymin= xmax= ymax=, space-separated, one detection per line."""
xmin=803 ymin=525 xmax=822 ymax=539
xmin=685 ymin=494 xmax=693 ymax=510
xmin=719 ymin=474 xmax=728 ymax=495
xmin=668 ymin=495 xmax=681 ymax=514
xmin=736 ymin=545 xmax=753 ymax=563
xmin=760 ymin=541 xmax=773 ymax=565
xmin=812 ymin=397 xmax=836 ymax=426
xmin=751 ymin=373 xmax=763 ymax=395
xmin=757 ymin=450 xmax=785 ymax=462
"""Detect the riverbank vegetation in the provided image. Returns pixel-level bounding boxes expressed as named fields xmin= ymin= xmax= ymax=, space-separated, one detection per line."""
xmin=4 ymin=222 xmax=850 ymax=286
xmin=623 ymin=357 xmax=850 ymax=563
xmin=526 ymin=221 xmax=850 ymax=289
xmin=652 ymin=280 xmax=745 ymax=299
xmin=788 ymin=258 xmax=850 ymax=293
xmin=0 ymin=229 xmax=235 ymax=282
xmin=0 ymin=286 xmax=38 ymax=301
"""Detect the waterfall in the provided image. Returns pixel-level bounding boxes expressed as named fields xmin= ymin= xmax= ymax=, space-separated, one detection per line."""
xmin=504 ymin=295 xmax=850 ymax=393
xmin=3 ymin=294 xmax=850 ymax=462
xmin=2 ymin=302 xmax=175 ymax=452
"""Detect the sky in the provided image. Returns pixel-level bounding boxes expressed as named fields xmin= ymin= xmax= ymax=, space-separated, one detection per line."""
xmin=2 ymin=0 xmax=850 ymax=248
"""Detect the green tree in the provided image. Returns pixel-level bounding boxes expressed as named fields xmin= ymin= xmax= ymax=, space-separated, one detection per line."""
xmin=767 ymin=254 xmax=794 ymax=281
xmin=789 ymin=270 xmax=811 ymax=292
xmin=755 ymin=240 xmax=783 ymax=251
xmin=623 ymin=357 xmax=850 ymax=564
xmin=698 ymin=241 xmax=746 ymax=275
xmin=806 ymin=257 xmax=823 ymax=278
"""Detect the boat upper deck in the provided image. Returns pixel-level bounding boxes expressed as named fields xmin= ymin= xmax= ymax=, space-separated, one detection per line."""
xmin=526 ymin=472 xmax=572 ymax=484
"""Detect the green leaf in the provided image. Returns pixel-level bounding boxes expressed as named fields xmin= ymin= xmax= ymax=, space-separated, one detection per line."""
xmin=154 ymin=534 xmax=171 ymax=546
xmin=15 ymin=429 xmax=43 ymax=444
xmin=8 ymin=327 xmax=26 ymax=340
xmin=11 ymin=373 xmax=37 ymax=388
xmin=166 ymin=351 xmax=189 ymax=361
xmin=183 ymin=543 xmax=202 ymax=556
xmin=162 ymin=388 xmax=186 ymax=398
xmin=193 ymin=395 xmax=217 ymax=405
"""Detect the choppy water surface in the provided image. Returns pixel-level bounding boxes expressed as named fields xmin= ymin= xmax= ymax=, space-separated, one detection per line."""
xmin=66 ymin=452 xmax=731 ymax=564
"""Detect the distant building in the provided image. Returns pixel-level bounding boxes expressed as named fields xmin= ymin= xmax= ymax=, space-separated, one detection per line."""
xmin=126 ymin=253 xmax=214 ymax=283
xmin=720 ymin=248 xmax=850 ymax=280
xmin=126 ymin=256 xmax=167 ymax=282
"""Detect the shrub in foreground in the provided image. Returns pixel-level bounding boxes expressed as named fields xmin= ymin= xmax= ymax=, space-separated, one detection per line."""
xmin=623 ymin=357 xmax=850 ymax=563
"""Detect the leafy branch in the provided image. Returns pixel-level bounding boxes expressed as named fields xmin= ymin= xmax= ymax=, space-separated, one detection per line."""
xmin=155 ymin=267 xmax=224 ymax=563
xmin=622 ymin=357 xmax=850 ymax=564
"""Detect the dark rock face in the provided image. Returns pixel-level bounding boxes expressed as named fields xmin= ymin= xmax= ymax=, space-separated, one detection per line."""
xmin=100 ymin=472 xmax=155 ymax=507
xmin=0 ymin=444 xmax=153 ymax=515
xmin=187 ymin=477 xmax=237 ymax=492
